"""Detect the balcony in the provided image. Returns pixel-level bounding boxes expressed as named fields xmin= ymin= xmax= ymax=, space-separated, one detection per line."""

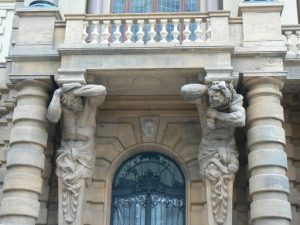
xmin=61 ymin=11 xmax=235 ymax=49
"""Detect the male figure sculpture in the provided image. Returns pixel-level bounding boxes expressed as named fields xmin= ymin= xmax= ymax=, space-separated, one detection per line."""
xmin=181 ymin=81 xmax=245 ymax=225
xmin=47 ymin=83 xmax=106 ymax=225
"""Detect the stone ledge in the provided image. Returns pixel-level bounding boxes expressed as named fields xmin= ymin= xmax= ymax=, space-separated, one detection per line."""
xmin=15 ymin=6 xmax=62 ymax=20
xmin=239 ymin=1 xmax=284 ymax=15
xmin=234 ymin=46 xmax=287 ymax=57
xmin=243 ymin=71 xmax=287 ymax=78
xmin=9 ymin=46 xmax=60 ymax=60
xmin=58 ymin=43 xmax=235 ymax=55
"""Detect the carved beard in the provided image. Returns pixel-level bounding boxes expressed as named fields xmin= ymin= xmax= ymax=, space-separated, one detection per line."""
xmin=208 ymin=90 xmax=230 ymax=109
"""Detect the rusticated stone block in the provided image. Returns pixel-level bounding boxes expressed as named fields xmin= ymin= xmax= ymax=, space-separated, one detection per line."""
xmin=83 ymin=203 xmax=104 ymax=225
xmin=251 ymin=199 xmax=291 ymax=220
xmin=87 ymin=181 xmax=105 ymax=203
xmin=190 ymin=182 xmax=206 ymax=204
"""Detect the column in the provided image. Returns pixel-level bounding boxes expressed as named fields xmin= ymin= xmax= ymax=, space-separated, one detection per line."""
xmin=0 ymin=80 xmax=50 ymax=225
xmin=206 ymin=0 xmax=221 ymax=11
xmin=245 ymin=77 xmax=291 ymax=225
xmin=87 ymin=0 xmax=102 ymax=14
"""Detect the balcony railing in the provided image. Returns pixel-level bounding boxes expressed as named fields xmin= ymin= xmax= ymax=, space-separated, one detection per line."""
xmin=282 ymin=25 xmax=300 ymax=59
xmin=63 ymin=12 xmax=232 ymax=48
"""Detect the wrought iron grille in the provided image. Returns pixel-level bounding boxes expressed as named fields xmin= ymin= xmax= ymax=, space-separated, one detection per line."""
xmin=111 ymin=152 xmax=185 ymax=225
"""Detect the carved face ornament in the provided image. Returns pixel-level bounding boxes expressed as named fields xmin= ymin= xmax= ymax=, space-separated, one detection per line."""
xmin=142 ymin=120 xmax=157 ymax=138
xmin=208 ymin=81 xmax=232 ymax=109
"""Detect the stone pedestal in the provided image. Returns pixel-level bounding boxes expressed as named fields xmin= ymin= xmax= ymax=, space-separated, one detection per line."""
xmin=206 ymin=178 xmax=234 ymax=225
xmin=245 ymin=77 xmax=292 ymax=225
xmin=0 ymin=80 xmax=50 ymax=225
xmin=58 ymin=179 xmax=87 ymax=225
xmin=239 ymin=1 xmax=284 ymax=47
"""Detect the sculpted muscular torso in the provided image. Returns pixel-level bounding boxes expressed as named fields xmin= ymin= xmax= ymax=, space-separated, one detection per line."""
xmin=47 ymin=83 xmax=106 ymax=224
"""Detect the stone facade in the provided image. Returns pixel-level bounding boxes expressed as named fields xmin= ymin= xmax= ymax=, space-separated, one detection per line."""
xmin=0 ymin=1 xmax=298 ymax=225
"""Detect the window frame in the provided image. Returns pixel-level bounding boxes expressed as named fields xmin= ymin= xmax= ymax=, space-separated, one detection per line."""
xmin=110 ymin=152 xmax=186 ymax=225
xmin=110 ymin=0 xmax=201 ymax=13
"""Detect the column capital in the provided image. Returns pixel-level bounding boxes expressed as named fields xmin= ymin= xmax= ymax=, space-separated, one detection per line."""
xmin=243 ymin=76 xmax=284 ymax=90
xmin=13 ymin=79 xmax=53 ymax=91
xmin=204 ymin=67 xmax=234 ymax=83
xmin=55 ymin=69 xmax=86 ymax=85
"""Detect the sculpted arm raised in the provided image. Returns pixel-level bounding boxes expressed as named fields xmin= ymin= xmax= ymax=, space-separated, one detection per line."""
xmin=73 ymin=84 xmax=106 ymax=107
xmin=181 ymin=83 xmax=208 ymax=105
xmin=206 ymin=100 xmax=245 ymax=128
xmin=47 ymin=88 xmax=63 ymax=123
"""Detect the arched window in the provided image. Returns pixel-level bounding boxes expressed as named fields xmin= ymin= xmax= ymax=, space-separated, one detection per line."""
xmin=111 ymin=0 xmax=200 ymax=13
xmin=111 ymin=152 xmax=186 ymax=225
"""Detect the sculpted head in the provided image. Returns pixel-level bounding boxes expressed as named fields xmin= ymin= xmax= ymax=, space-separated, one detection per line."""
xmin=208 ymin=81 xmax=232 ymax=109
xmin=61 ymin=92 xmax=83 ymax=112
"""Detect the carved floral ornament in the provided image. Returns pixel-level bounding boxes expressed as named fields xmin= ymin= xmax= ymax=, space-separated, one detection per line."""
xmin=181 ymin=81 xmax=245 ymax=225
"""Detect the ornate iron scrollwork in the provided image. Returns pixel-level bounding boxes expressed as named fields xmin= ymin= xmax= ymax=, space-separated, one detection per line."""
xmin=112 ymin=152 xmax=185 ymax=225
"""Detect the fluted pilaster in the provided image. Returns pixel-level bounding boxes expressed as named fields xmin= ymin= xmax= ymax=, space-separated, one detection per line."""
xmin=0 ymin=80 xmax=51 ymax=225
xmin=245 ymin=77 xmax=291 ymax=225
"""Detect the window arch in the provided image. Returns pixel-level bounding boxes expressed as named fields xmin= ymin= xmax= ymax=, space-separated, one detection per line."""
xmin=111 ymin=152 xmax=186 ymax=225
xmin=111 ymin=0 xmax=200 ymax=13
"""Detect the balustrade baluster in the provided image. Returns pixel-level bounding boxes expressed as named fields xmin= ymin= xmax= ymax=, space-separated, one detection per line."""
xmin=160 ymin=19 xmax=168 ymax=43
xmin=171 ymin=19 xmax=180 ymax=44
xmin=285 ymin=31 xmax=294 ymax=55
xmin=183 ymin=19 xmax=191 ymax=43
xmin=147 ymin=19 xmax=156 ymax=44
xmin=91 ymin=21 xmax=100 ymax=44
xmin=136 ymin=20 xmax=145 ymax=44
xmin=125 ymin=20 xmax=133 ymax=44
xmin=113 ymin=20 xmax=122 ymax=44
xmin=195 ymin=18 xmax=203 ymax=43
xmin=101 ymin=20 xmax=111 ymax=45
xmin=206 ymin=18 xmax=211 ymax=42
xmin=82 ymin=21 xmax=88 ymax=43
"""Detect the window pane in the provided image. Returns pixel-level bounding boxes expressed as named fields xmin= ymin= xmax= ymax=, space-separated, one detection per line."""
xmin=157 ymin=0 xmax=180 ymax=12
xmin=111 ymin=0 xmax=201 ymax=13
xmin=112 ymin=152 xmax=185 ymax=225
xmin=129 ymin=0 xmax=153 ymax=13
xmin=185 ymin=0 xmax=199 ymax=12
xmin=112 ymin=0 xmax=126 ymax=13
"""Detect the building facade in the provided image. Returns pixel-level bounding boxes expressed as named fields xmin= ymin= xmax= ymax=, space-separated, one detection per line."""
xmin=0 ymin=0 xmax=298 ymax=225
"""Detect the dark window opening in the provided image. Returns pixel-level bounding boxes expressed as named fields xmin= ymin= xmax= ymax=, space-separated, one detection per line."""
xmin=111 ymin=152 xmax=186 ymax=225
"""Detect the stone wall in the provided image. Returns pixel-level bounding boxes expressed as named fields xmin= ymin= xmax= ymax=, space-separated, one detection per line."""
xmin=0 ymin=89 xmax=298 ymax=225
xmin=45 ymin=99 xmax=249 ymax=225
xmin=283 ymin=93 xmax=300 ymax=225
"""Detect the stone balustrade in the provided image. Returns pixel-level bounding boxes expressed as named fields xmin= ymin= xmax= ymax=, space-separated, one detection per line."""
xmin=282 ymin=25 xmax=300 ymax=59
xmin=84 ymin=14 xmax=211 ymax=46
xmin=63 ymin=12 xmax=233 ymax=47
